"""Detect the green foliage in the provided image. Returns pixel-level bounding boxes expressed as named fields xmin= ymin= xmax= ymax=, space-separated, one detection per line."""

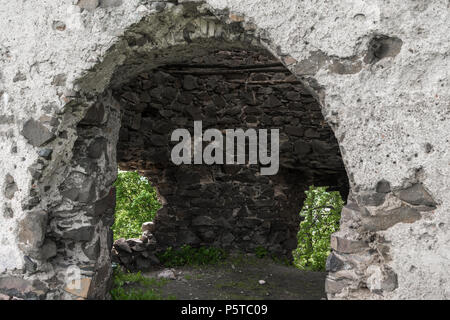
xmin=254 ymin=246 xmax=268 ymax=259
xmin=271 ymin=256 xmax=292 ymax=267
xmin=157 ymin=245 xmax=227 ymax=267
xmin=110 ymin=268 xmax=175 ymax=300
xmin=112 ymin=268 xmax=160 ymax=288
xmin=111 ymin=287 xmax=162 ymax=300
xmin=112 ymin=171 xmax=161 ymax=240
xmin=293 ymin=186 xmax=344 ymax=271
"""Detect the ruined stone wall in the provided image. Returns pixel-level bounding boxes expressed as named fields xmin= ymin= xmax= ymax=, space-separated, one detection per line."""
xmin=0 ymin=0 xmax=449 ymax=300
xmin=109 ymin=49 xmax=347 ymax=270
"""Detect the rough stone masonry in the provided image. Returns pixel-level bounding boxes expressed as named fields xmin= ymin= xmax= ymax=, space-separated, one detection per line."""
xmin=108 ymin=48 xmax=348 ymax=270
xmin=0 ymin=0 xmax=449 ymax=300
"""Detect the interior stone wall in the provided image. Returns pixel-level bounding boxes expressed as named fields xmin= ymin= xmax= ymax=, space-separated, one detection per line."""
xmin=0 ymin=1 xmax=448 ymax=300
xmin=108 ymin=49 xmax=348 ymax=270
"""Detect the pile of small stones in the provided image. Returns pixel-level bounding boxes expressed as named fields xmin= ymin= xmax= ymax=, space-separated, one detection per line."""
xmin=112 ymin=222 xmax=161 ymax=271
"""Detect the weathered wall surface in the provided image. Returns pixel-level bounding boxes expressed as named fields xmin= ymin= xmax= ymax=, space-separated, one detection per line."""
xmin=0 ymin=0 xmax=448 ymax=299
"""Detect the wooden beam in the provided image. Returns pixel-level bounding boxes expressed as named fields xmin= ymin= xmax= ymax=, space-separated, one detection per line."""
xmin=165 ymin=67 xmax=289 ymax=75
xmin=164 ymin=62 xmax=284 ymax=70
xmin=228 ymin=80 xmax=303 ymax=85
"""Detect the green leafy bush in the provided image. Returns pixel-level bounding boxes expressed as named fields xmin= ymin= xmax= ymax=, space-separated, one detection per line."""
xmin=112 ymin=171 xmax=161 ymax=240
xmin=157 ymin=245 xmax=227 ymax=267
xmin=254 ymin=246 xmax=268 ymax=259
xmin=293 ymin=186 xmax=343 ymax=271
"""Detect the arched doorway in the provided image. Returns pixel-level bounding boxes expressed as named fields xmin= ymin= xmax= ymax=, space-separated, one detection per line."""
xmin=23 ymin=3 xmax=350 ymax=299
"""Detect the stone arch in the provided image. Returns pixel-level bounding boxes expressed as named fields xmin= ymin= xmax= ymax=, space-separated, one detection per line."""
xmin=16 ymin=3 xmax=350 ymax=300
xmin=110 ymin=47 xmax=350 ymax=260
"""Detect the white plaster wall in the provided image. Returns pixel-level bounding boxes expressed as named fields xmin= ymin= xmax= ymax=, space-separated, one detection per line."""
xmin=0 ymin=0 xmax=449 ymax=299
xmin=0 ymin=0 xmax=149 ymax=273
xmin=204 ymin=0 xmax=450 ymax=299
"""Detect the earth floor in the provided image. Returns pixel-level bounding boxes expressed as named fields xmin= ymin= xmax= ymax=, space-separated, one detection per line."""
xmin=120 ymin=254 xmax=327 ymax=300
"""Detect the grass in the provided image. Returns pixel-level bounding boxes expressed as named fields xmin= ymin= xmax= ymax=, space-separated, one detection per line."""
xmin=254 ymin=246 xmax=269 ymax=259
xmin=157 ymin=245 xmax=227 ymax=267
xmin=254 ymin=246 xmax=292 ymax=266
xmin=110 ymin=268 xmax=175 ymax=300
xmin=224 ymin=250 xmax=293 ymax=269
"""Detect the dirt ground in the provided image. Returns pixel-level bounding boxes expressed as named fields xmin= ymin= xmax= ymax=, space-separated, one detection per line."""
xmin=135 ymin=254 xmax=327 ymax=300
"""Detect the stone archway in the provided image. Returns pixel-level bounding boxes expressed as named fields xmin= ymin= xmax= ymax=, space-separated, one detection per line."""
xmin=60 ymin=4 xmax=349 ymax=298
xmin=108 ymin=47 xmax=349 ymax=267
xmin=14 ymin=3 xmax=349 ymax=299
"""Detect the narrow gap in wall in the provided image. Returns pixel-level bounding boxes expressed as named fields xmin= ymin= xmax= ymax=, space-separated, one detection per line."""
xmin=292 ymin=186 xmax=344 ymax=272
xmin=112 ymin=170 xmax=161 ymax=241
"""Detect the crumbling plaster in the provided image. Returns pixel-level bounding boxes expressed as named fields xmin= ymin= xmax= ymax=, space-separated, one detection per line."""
xmin=0 ymin=0 xmax=449 ymax=299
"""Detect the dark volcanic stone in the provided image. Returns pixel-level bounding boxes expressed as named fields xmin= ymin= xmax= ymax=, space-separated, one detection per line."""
xmin=114 ymin=238 xmax=132 ymax=253
xmin=88 ymin=137 xmax=107 ymax=159
xmin=376 ymin=180 xmax=391 ymax=193
xmin=363 ymin=206 xmax=421 ymax=231
xmin=397 ymin=183 xmax=436 ymax=207
xmin=60 ymin=225 xmax=95 ymax=242
xmin=358 ymin=192 xmax=386 ymax=206
xmin=21 ymin=119 xmax=56 ymax=147
xmin=183 ymin=75 xmax=197 ymax=90
xmin=94 ymin=189 xmax=116 ymax=217
xmin=80 ymin=103 xmax=105 ymax=125
xmin=326 ymin=252 xmax=344 ymax=272
xmin=285 ymin=125 xmax=304 ymax=137
xmin=38 ymin=148 xmax=53 ymax=159
xmin=4 ymin=174 xmax=18 ymax=199
xmin=18 ymin=210 xmax=48 ymax=250
xmin=294 ymin=139 xmax=311 ymax=156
